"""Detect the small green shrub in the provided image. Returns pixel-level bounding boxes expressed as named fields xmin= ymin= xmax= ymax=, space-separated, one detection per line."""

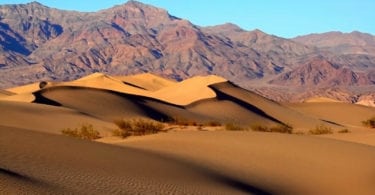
xmin=61 ymin=124 xmax=101 ymax=140
xmin=113 ymin=119 xmax=165 ymax=138
xmin=338 ymin=129 xmax=350 ymax=133
xmin=225 ymin=123 xmax=246 ymax=131
xmin=309 ymin=124 xmax=333 ymax=135
xmin=362 ymin=117 xmax=375 ymax=128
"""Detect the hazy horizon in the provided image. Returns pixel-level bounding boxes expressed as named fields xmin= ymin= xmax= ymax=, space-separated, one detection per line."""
xmin=0 ymin=0 xmax=374 ymax=38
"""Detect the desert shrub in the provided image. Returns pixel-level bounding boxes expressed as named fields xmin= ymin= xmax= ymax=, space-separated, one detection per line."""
xmin=251 ymin=124 xmax=269 ymax=132
xmin=225 ymin=123 xmax=246 ymax=131
xmin=362 ymin=117 xmax=375 ymax=128
xmin=309 ymin=124 xmax=333 ymax=135
xmin=294 ymin=131 xmax=305 ymax=135
xmin=170 ymin=117 xmax=199 ymax=126
xmin=113 ymin=119 xmax=165 ymax=138
xmin=205 ymin=121 xmax=222 ymax=127
xmin=270 ymin=124 xmax=293 ymax=134
xmin=338 ymin=129 xmax=350 ymax=133
xmin=251 ymin=124 xmax=293 ymax=134
xmin=61 ymin=124 xmax=101 ymax=140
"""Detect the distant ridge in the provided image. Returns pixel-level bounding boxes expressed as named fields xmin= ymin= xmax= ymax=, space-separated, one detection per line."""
xmin=0 ymin=1 xmax=374 ymax=104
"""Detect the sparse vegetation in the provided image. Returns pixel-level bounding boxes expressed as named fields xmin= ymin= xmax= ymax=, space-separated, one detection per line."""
xmin=294 ymin=131 xmax=305 ymax=135
xmin=61 ymin=124 xmax=101 ymax=140
xmin=113 ymin=119 xmax=165 ymax=138
xmin=251 ymin=124 xmax=293 ymax=134
xmin=270 ymin=124 xmax=293 ymax=134
xmin=225 ymin=123 xmax=246 ymax=131
xmin=205 ymin=121 xmax=222 ymax=127
xmin=338 ymin=129 xmax=350 ymax=133
xmin=170 ymin=117 xmax=199 ymax=126
xmin=309 ymin=124 xmax=333 ymax=135
xmin=251 ymin=124 xmax=269 ymax=132
xmin=362 ymin=117 xmax=375 ymax=128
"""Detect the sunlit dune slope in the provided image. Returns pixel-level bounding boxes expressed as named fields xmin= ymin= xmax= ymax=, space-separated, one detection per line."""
xmin=115 ymin=73 xmax=176 ymax=91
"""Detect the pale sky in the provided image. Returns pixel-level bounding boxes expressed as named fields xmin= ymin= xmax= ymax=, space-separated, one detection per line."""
xmin=1 ymin=0 xmax=374 ymax=38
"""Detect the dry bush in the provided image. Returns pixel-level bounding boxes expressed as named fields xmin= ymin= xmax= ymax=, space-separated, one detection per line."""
xmin=170 ymin=117 xmax=199 ymax=126
xmin=251 ymin=124 xmax=293 ymax=134
xmin=338 ymin=129 xmax=350 ymax=133
xmin=362 ymin=117 xmax=375 ymax=128
xmin=205 ymin=121 xmax=222 ymax=127
xmin=225 ymin=123 xmax=246 ymax=131
xmin=251 ymin=124 xmax=269 ymax=132
xmin=270 ymin=124 xmax=293 ymax=134
xmin=61 ymin=124 xmax=101 ymax=140
xmin=113 ymin=119 xmax=165 ymax=138
xmin=309 ymin=124 xmax=333 ymax=135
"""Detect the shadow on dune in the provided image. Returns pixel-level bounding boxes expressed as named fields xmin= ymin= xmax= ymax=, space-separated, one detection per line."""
xmin=209 ymin=82 xmax=284 ymax=125
xmin=32 ymin=91 xmax=62 ymax=106
xmin=0 ymin=167 xmax=34 ymax=181
xmin=33 ymin=86 xmax=174 ymax=122
xmin=31 ymin=83 xmax=288 ymax=127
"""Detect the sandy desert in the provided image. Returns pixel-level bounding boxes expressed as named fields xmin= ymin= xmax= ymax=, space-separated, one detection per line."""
xmin=1 ymin=73 xmax=375 ymax=194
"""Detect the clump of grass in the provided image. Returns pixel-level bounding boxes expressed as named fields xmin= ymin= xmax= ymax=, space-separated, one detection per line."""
xmin=251 ymin=124 xmax=293 ymax=134
xmin=338 ymin=129 xmax=350 ymax=133
xmin=61 ymin=124 xmax=101 ymax=140
xmin=225 ymin=123 xmax=246 ymax=131
xmin=362 ymin=117 xmax=375 ymax=128
xmin=309 ymin=124 xmax=333 ymax=135
xmin=113 ymin=119 xmax=165 ymax=138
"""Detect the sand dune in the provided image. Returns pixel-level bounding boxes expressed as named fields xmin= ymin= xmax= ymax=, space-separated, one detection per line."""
xmin=0 ymin=100 xmax=114 ymax=134
xmin=0 ymin=89 xmax=14 ymax=96
xmin=288 ymin=102 xmax=375 ymax=128
xmin=52 ymin=73 xmax=226 ymax=106
xmin=3 ymin=127 xmax=375 ymax=194
xmin=115 ymin=73 xmax=176 ymax=91
xmin=152 ymin=75 xmax=227 ymax=105
xmin=60 ymin=73 xmax=150 ymax=96
xmin=0 ymin=93 xmax=36 ymax=102
xmin=113 ymin=131 xmax=375 ymax=194
xmin=36 ymin=86 xmax=169 ymax=122
xmin=0 ymin=126 xmax=269 ymax=194
xmin=6 ymin=82 xmax=41 ymax=94
xmin=304 ymin=96 xmax=342 ymax=103
xmin=209 ymin=82 xmax=332 ymax=130
xmin=2 ymin=73 xmax=375 ymax=193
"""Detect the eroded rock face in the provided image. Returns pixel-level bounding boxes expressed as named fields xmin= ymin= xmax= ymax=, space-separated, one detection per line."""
xmin=0 ymin=1 xmax=374 ymax=104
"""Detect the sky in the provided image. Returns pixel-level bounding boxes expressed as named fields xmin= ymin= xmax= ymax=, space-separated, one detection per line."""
xmin=1 ymin=0 xmax=374 ymax=38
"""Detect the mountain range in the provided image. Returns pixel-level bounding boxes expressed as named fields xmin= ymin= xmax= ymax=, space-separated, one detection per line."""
xmin=0 ymin=1 xmax=374 ymax=104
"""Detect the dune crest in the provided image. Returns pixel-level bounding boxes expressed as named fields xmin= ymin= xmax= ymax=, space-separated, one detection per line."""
xmin=6 ymin=82 xmax=41 ymax=94
xmin=52 ymin=73 xmax=228 ymax=106
xmin=152 ymin=75 xmax=227 ymax=105
xmin=0 ymin=89 xmax=14 ymax=96
xmin=115 ymin=73 xmax=177 ymax=91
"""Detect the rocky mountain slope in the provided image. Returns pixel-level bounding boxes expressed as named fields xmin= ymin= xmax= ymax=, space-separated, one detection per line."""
xmin=0 ymin=1 xmax=374 ymax=103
